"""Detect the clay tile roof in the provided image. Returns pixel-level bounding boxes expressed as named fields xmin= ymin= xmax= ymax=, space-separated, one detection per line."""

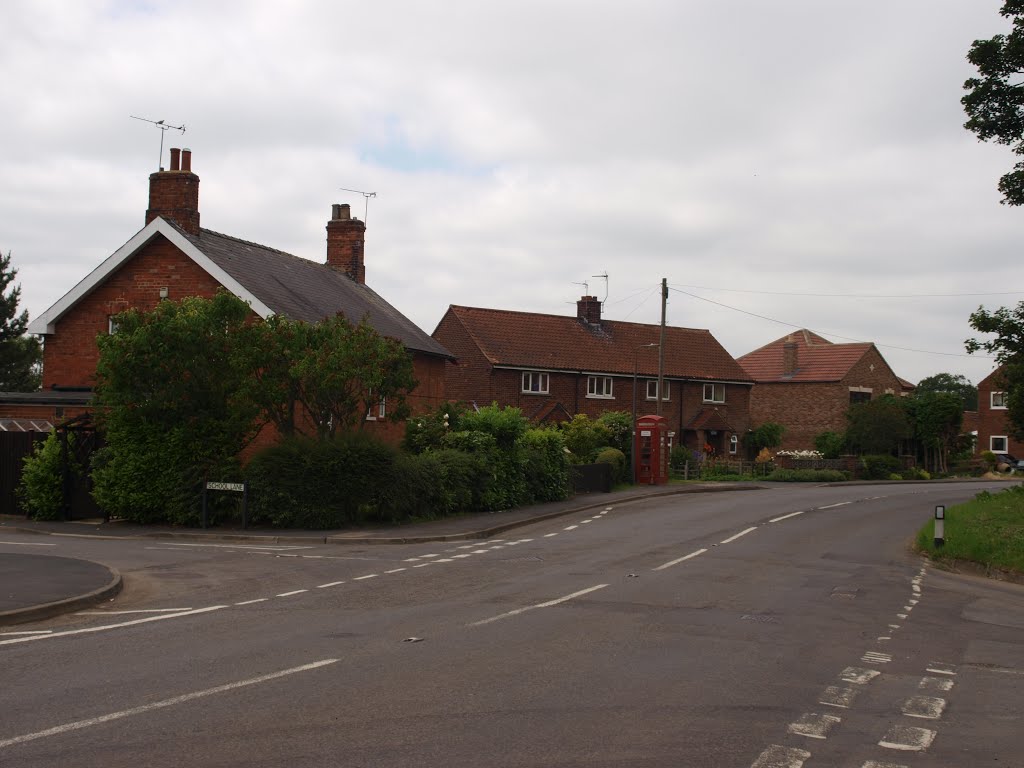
xmin=180 ymin=226 xmax=451 ymax=359
xmin=738 ymin=329 xmax=874 ymax=383
xmin=687 ymin=408 xmax=734 ymax=432
xmin=444 ymin=305 xmax=752 ymax=382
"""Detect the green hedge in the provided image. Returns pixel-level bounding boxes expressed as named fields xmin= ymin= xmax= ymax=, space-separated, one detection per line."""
xmin=595 ymin=447 xmax=627 ymax=485
xmin=861 ymin=454 xmax=902 ymax=480
xmin=766 ymin=468 xmax=848 ymax=482
xmin=245 ymin=433 xmax=396 ymax=528
xmin=17 ymin=432 xmax=71 ymax=520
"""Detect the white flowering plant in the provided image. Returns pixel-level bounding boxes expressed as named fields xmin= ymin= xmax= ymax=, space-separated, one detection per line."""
xmin=775 ymin=449 xmax=825 ymax=460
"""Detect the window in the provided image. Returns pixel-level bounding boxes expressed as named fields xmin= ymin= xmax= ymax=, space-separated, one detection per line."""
xmin=991 ymin=435 xmax=1008 ymax=453
xmin=365 ymin=391 xmax=386 ymax=420
xmin=992 ymin=391 xmax=1008 ymax=409
xmin=849 ymin=389 xmax=871 ymax=405
xmin=645 ymin=380 xmax=670 ymax=401
xmin=522 ymin=371 xmax=549 ymax=394
xmin=703 ymin=383 xmax=725 ymax=403
xmin=108 ymin=316 xmax=120 ymax=335
xmin=729 ymin=435 xmax=738 ymax=455
xmin=587 ymin=376 xmax=613 ymax=399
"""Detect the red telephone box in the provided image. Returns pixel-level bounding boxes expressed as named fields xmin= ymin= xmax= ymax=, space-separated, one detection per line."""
xmin=635 ymin=414 xmax=669 ymax=485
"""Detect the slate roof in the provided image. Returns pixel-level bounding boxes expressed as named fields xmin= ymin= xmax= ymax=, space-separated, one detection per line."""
xmin=179 ymin=225 xmax=451 ymax=358
xmin=738 ymin=329 xmax=877 ymax=383
xmin=441 ymin=305 xmax=753 ymax=382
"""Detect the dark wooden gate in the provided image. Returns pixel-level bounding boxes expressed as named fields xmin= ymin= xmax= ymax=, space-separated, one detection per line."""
xmin=0 ymin=431 xmax=47 ymax=515
xmin=58 ymin=415 xmax=104 ymax=521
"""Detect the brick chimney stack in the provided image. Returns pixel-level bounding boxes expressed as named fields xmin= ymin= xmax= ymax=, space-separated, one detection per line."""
xmin=146 ymin=147 xmax=200 ymax=235
xmin=326 ymin=203 xmax=366 ymax=283
xmin=782 ymin=336 xmax=798 ymax=375
xmin=577 ymin=295 xmax=602 ymax=325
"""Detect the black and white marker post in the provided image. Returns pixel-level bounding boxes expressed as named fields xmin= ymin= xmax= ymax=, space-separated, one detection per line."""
xmin=934 ymin=505 xmax=945 ymax=548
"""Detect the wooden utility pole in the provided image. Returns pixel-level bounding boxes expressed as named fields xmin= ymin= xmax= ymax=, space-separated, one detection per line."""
xmin=657 ymin=277 xmax=667 ymax=416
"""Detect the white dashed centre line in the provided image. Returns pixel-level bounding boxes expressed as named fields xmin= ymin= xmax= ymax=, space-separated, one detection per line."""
xmin=768 ymin=510 xmax=805 ymax=523
xmin=235 ymin=598 xmax=268 ymax=605
xmin=469 ymin=584 xmax=609 ymax=627
xmin=720 ymin=526 xmax=757 ymax=544
xmin=316 ymin=581 xmax=345 ymax=589
xmin=0 ymin=659 xmax=338 ymax=749
xmin=0 ymin=606 xmax=227 ymax=646
xmin=384 ymin=568 xmax=406 ymax=574
xmin=276 ymin=590 xmax=308 ymax=597
xmin=353 ymin=574 xmax=378 ymax=581
xmin=652 ymin=548 xmax=708 ymax=571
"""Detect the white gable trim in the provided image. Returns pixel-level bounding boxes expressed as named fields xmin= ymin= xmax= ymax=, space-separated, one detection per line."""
xmin=27 ymin=218 xmax=275 ymax=335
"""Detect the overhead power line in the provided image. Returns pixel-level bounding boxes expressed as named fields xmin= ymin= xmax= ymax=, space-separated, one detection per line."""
xmin=668 ymin=287 xmax=995 ymax=360
xmin=670 ymin=283 xmax=1024 ymax=299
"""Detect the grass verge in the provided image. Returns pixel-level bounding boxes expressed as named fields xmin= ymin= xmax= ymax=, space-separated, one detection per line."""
xmin=915 ymin=484 xmax=1024 ymax=577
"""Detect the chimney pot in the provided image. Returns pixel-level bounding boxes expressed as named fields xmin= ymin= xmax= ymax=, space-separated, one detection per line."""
xmin=169 ymin=147 xmax=181 ymax=171
xmin=326 ymin=204 xmax=366 ymax=283
xmin=146 ymin=148 xmax=200 ymax=234
xmin=181 ymin=148 xmax=192 ymax=172
xmin=332 ymin=203 xmax=351 ymax=221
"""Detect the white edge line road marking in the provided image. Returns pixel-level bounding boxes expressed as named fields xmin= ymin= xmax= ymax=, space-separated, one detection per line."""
xmin=750 ymin=744 xmax=811 ymax=768
xmin=564 ymin=525 xmax=579 ymax=531
xmin=0 ymin=606 xmax=227 ymax=646
xmin=75 ymin=609 xmax=193 ymax=615
xmin=720 ymin=527 xmax=758 ymax=545
xmin=0 ymin=659 xmax=339 ymax=750
xmin=159 ymin=542 xmax=312 ymax=551
xmin=0 ymin=541 xmax=57 ymax=546
xmin=653 ymin=548 xmax=708 ymax=571
xmin=235 ymin=599 xmax=268 ymax=605
xmin=818 ymin=501 xmax=851 ymax=509
xmin=276 ymin=590 xmax=308 ymax=597
xmin=0 ymin=630 xmax=53 ymax=636
xmin=768 ymin=510 xmax=805 ymax=523
xmin=316 ymin=581 xmax=345 ymax=588
xmin=470 ymin=584 xmax=609 ymax=627
xmin=544 ymin=533 xmax=558 ymax=537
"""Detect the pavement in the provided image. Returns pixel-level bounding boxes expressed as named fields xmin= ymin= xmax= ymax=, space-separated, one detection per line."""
xmin=0 ymin=482 xmax=758 ymax=627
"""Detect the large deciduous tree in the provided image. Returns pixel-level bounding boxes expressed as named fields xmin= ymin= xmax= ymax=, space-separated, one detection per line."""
xmin=905 ymin=391 xmax=965 ymax=475
xmin=845 ymin=395 xmax=911 ymax=455
xmin=914 ymin=372 xmax=978 ymax=411
xmin=0 ymin=251 xmax=42 ymax=391
xmin=962 ymin=0 xmax=1024 ymax=205
xmin=966 ymin=301 xmax=1024 ymax=439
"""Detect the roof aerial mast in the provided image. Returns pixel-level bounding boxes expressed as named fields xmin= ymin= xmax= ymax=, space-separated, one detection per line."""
xmin=339 ymin=187 xmax=377 ymax=223
xmin=129 ymin=115 xmax=186 ymax=170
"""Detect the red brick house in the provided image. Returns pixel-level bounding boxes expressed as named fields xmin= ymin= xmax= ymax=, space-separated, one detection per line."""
xmin=432 ymin=297 xmax=753 ymax=456
xmin=22 ymin=148 xmax=451 ymax=443
xmin=738 ymin=329 xmax=910 ymax=450
xmin=976 ymin=366 xmax=1024 ymax=459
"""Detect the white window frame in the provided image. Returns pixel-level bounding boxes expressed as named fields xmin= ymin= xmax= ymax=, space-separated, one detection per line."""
xmin=108 ymin=316 xmax=119 ymax=335
xmin=365 ymin=391 xmax=386 ymax=421
xmin=587 ymin=375 xmax=613 ymax=399
xmin=991 ymin=391 xmax=1008 ymax=409
xmin=729 ymin=434 xmax=738 ymax=455
xmin=521 ymin=371 xmax=550 ymax=395
xmin=990 ymin=435 xmax=1009 ymax=453
xmin=703 ymin=383 xmax=725 ymax=403
xmin=645 ymin=379 xmax=670 ymax=401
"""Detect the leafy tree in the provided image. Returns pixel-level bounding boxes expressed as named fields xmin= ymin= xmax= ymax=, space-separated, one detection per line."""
xmin=559 ymin=413 xmax=612 ymax=463
xmin=748 ymin=421 xmax=785 ymax=452
xmin=596 ymin=410 xmax=633 ymax=455
xmin=962 ymin=0 xmax=1024 ymax=205
xmin=92 ymin=292 xmax=260 ymax=522
xmin=0 ymin=251 xmax=42 ymax=391
xmin=845 ymin=395 xmax=911 ymax=455
xmin=905 ymin=391 xmax=964 ymax=475
xmin=915 ymin=372 xmax=978 ymax=411
xmin=966 ymin=301 xmax=1024 ymax=439
xmin=814 ymin=431 xmax=847 ymax=459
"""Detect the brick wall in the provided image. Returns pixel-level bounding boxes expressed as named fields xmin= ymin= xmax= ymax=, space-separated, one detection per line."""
xmin=0 ymin=403 xmax=92 ymax=425
xmin=42 ymin=234 xmax=223 ymax=389
xmin=976 ymin=368 xmax=1024 ymax=457
xmin=749 ymin=347 xmax=908 ymax=450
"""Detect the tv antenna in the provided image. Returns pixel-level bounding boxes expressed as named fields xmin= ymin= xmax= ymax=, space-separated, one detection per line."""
xmin=572 ymin=280 xmax=590 ymax=296
xmin=592 ymin=271 xmax=609 ymax=303
xmin=130 ymin=115 xmax=186 ymax=170
xmin=339 ymin=187 xmax=377 ymax=223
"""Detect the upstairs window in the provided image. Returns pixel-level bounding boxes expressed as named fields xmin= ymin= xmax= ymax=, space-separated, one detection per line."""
xmin=365 ymin=393 xmax=386 ymax=420
xmin=522 ymin=371 xmax=550 ymax=394
xmin=992 ymin=391 xmax=1008 ymax=409
xmin=646 ymin=380 xmax=670 ymax=401
xmin=703 ymin=383 xmax=725 ymax=403
xmin=849 ymin=388 xmax=871 ymax=405
xmin=587 ymin=376 xmax=613 ymax=399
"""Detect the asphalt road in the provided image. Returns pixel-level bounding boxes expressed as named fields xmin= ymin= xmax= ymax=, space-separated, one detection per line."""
xmin=1 ymin=481 xmax=1022 ymax=767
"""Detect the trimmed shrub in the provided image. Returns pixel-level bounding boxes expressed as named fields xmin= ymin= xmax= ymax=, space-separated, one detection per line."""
xmin=442 ymin=429 xmax=527 ymax=510
xmin=861 ymin=454 xmax=902 ymax=480
xmin=376 ymin=449 xmax=488 ymax=522
xmin=522 ymin=428 xmax=570 ymax=503
xmin=402 ymin=401 xmax=467 ymax=455
xmin=595 ymin=446 xmax=628 ymax=485
xmin=766 ymin=468 xmax=848 ymax=482
xmin=560 ymin=414 xmax=612 ymax=463
xmin=17 ymin=432 xmax=73 ymax=520
xmin=245 ymin=433 xmax=396 ymax=528
xmin=901 ymin=467 xmax=931 ymax=480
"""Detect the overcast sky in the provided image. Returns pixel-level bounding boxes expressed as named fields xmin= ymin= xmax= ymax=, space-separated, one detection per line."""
xmin=3 ymin=1 xmax=1021 ymax=387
